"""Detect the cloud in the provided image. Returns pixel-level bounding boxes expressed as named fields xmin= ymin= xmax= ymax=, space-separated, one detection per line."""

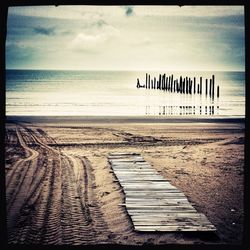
xmin=134 ymin=6 xmax=244 ymax=17
xmin=6 ymin=6 xmax=244 ymax=70
xmin=69 ymin=24 xmax=119 ymax=53
xmin=124 ymin=6 xmax=134 ymax=17
xmin=33 ymin=27 xmax=55 ymax=36
xmin=70 ymin=33 xmax=103 ymax=52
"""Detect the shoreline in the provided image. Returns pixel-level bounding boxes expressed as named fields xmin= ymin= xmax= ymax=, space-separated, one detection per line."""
xmin=6 ymin=115 xmax=245 ymax=124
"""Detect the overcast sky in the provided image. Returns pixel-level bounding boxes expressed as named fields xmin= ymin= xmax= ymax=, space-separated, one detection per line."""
xmin=6 ymin=5 xmax=245 ymax=71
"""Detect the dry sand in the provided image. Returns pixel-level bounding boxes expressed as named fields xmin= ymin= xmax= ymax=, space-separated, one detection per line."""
xmin=5 ymin=116 xmax=244 ymax=245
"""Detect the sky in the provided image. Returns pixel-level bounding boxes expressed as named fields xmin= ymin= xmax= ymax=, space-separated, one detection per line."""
xmin=6 ymin=5 xmax=245 ymax=71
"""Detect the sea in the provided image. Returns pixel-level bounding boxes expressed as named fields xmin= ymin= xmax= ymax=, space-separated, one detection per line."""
xmin=6 ymin=70 xmax=245 ymax=118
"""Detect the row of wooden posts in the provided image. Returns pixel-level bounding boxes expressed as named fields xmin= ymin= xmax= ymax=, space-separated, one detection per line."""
xmin=137 ymin=74 xmax=219 ymax=98
xmin=145 ymin=105 xmax=218 ymax=116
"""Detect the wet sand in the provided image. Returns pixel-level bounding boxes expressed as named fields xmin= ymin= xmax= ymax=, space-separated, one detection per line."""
xmin=5 ymin=116 xmax=244 ymax=245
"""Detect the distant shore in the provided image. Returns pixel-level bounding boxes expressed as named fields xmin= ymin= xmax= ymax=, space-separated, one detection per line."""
xmin=6 ymin=115 xmax=245 ymax=124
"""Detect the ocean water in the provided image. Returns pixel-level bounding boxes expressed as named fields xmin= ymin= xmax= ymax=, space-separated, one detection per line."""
xmin=6 ymin=70 xmax=245 ymax=117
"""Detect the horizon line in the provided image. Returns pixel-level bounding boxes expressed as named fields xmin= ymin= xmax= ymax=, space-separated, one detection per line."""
xmin=5 ymin=68 xmax=245 ymax=72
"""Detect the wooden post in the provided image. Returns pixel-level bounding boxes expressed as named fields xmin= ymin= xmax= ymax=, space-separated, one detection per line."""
xmin=209 ymin=79 xmax=212 ymax=97
xmin=206 ymin=79 xmax=208 ymax=95
xmin=159 ymin=74 xmax=162 ymax=90
xmin=180 ymin=78 xmax=183 ymax=94
xmin=164 ymin=74 xmax=167 ymax=90
xmin=137 ymin=78 xmax=140 ymax=88
xmin=217 ymin=85 xmax=219 ymax=98
xmin=194 ymin=77 xmax=196 ymax=94
xmin=197 ymin=83 xmax=200 ymax=94
xmin=167 ymin=77 xmax=170 ymax=91
xmin=177 ymin=79 xmax=179 ymax=93
xmin=145 ymin=73 xmax=148 ymax=89
xmin=179 ymin=76 xmax=182 ymax=93
xmin=162 ymin=74 xmax=165 ymax=90
xmin=183 ymin=78 xmax=186 ymax=94
xmin=186 ymin=77 xmax=188 ymax=94
xmin=148 ymin=74 xmax=151 ymax=89
xmin=170 ymin=75 xmax=173 ymax=92
xmin=200 ymin=77 xmax=202 ymax=95
xmin=154 ymin=77 xmax=156 ymax=89
xmin=212 ymin=75 xmax=215 ymax=98
xmin=151 ymin=79 xmax=153 ymax=89
xmin=189 ymin=79 xmax=192 ymax=94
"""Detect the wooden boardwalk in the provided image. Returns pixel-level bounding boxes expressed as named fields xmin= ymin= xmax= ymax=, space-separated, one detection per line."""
xmin=108 ymin=152 xmax=216 ymax=232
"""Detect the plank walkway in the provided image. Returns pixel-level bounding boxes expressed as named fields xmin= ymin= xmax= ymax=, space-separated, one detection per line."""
xmin=108 ymin=152 xmax=216 ymax=232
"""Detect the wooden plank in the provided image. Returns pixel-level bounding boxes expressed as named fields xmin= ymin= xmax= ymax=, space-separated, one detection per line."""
xmin=125 ymin=199 xmax=191 ymax=204
xmin=125 ymin=205 xmax=194 ymax=210
xmin=111 ymin=165 xmax=153 ymax=168
xmin=119 ymin=177 xmax=166 ymax=180
xmin=124 ymin=192 xmax=186 ymax=197
xmin=134 ymin=225 xmax=216 ymax=232
xmin=127 ymin=209 xmax=198 ymax=214
xmin=122 ymin=188 xmax=180 ymax=191
xmin=108 ymin=152 xmax=216 ymax=232
xmin=132 ymin=219 xmax=211 ymax=224
xmin=125 ymin=195 xmax=189 ymax=200
xmin=113 ymin=173 xmax=160 ymax=176
xmin=115 ymin=178 xmax=164 ymax=181
xmin=123 ymin=189 xmax=183 ymax=193
xmin=112 ymin=170 xmax=158 ymax=173
xmin=125 ymin=200 xmax=190 ymax=204
xmin=126 ymin=210 xmax=197 ymax=214
xmin=125 ymin=192 xmax=187 ymax=196
xmin=109 ymin=152 xmax=141 ymax=156
xmin=113 ymin=170 xmax=159 ymax=173
xmin=121 ymin=183 xmax=176 ymax=187
xmin=130 ymin=213 xmax=210 ymax=219
xmin=111 ymin=166 xmax=154 ymax=170
xmin=121 ymin=203 xmax=190 ymax=207
xmin=133 ymin=221 xmax=214 ymax=226
xmin=122 ymin=187 xmax=179 ymax=190
xmin=112 ymin=166 xmax=153 ymax=169
xmin=113 ymin=175 xmax=160 ymax=178
xmin=110 ymin=158 xmax=144 ymax=161
xmin=121 ymin=182 xmax=176 ymax=186
xmin=131 ymin=215 xmax=209 ymax=220
xmin=122 ymin=187 xmax=178 ymax=190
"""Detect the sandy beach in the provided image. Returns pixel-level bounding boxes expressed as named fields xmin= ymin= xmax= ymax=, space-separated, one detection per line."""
xmin=5 ymin=116 xmax=244 ymax=245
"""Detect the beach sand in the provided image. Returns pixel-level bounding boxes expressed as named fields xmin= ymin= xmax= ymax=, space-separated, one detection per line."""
xmin=5 ymin=116 xmax=244 ymax=245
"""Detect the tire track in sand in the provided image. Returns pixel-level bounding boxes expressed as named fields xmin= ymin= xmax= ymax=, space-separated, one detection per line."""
xmin=60 ymin=154 xmax=112 ymax=244
xmin=6 ymin=126 xmax=40 ymax=237
xmin=6 ymin=124 xmax=112 ymax=245
xmin=7 ymin=125 xmax=62 ymax=244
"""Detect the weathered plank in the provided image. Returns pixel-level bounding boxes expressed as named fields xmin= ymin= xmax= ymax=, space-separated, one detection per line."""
xmin=134 ymin=225 xmax=216 ymax=232
xmin=109 ymin=153 xmax=216 ymax=232
xmin=130 ymin=213 xmax=209 ymax=219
